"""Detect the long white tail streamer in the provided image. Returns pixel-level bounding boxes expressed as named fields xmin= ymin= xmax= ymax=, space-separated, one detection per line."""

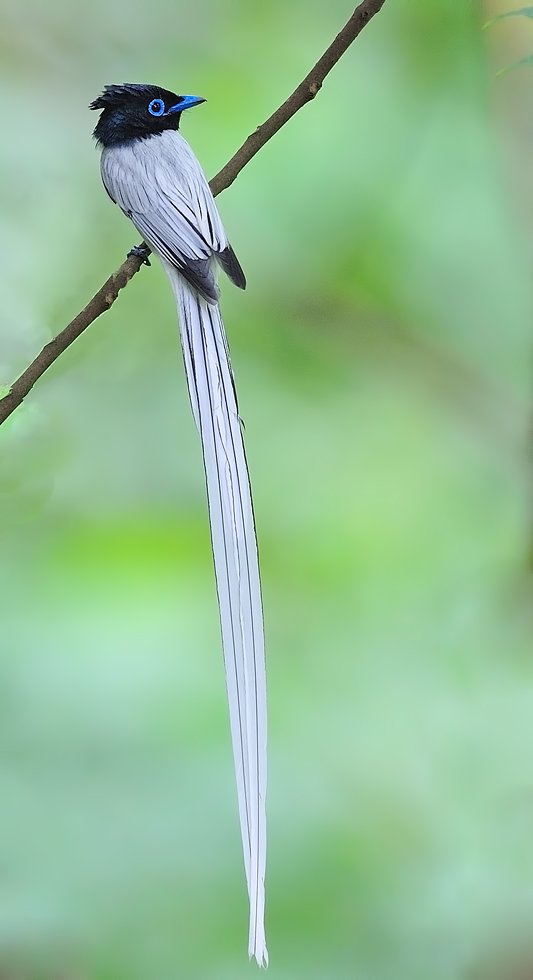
xmin=164 ymin=262 xmax=268 ymax=966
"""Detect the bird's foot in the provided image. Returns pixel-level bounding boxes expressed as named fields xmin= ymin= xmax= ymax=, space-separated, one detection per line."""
xmin=127 ymin=243 xmax=151 ymax=266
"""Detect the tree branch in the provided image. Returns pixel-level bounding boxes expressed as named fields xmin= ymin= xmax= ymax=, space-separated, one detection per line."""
xmin=210 ymin=0 xmax=387 ymax=195
xmin=0 ymin=0 xmax=387 ymax=428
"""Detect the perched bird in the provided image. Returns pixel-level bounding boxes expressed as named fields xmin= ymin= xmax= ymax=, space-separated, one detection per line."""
xmin=90 ymin=83 xmax=268 ymax=966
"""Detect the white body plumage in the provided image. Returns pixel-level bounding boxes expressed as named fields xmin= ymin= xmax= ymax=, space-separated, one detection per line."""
xmin=100 ymin=129 xmax=268 ymax=966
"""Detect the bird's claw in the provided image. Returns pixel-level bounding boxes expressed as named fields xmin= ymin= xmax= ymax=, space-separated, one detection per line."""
xmin=127 ymin=243 xmax=151 ymax=266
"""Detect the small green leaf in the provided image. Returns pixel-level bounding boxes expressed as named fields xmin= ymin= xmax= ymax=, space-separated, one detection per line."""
xmin=496 ymin=54 xmax=533 ymax=78
xmin=496 ymin=51 xmax=533 ymax=73
xmin=0 ymin=385 xmax=12 ymax=399
xmin=484 ymin=7 xmax=533 ymax=28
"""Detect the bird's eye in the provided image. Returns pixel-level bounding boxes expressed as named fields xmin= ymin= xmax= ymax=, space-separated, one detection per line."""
xmin=148 ymin=99 xmax=165 ymax=117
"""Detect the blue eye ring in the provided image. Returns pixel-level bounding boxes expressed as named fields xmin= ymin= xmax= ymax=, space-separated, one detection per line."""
xmin=148 ymin=99 xmax=165 ymax=117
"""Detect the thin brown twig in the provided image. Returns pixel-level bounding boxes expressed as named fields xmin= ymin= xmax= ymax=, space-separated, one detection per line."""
xmin=0 ymin=0 xmax=387 ymax=427
xmin=210 ymin=0 xmax=388 ymax=196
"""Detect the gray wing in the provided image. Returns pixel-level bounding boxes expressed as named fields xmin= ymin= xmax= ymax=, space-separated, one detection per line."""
xmin=100 ymin=131 xmax=245 ymax=303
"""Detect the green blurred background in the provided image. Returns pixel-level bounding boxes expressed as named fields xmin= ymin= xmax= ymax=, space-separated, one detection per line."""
xmin=1 ymin=0 xmax=533 ymax=976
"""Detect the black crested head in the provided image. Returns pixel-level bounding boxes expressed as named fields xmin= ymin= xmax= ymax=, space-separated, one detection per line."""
xmin=90 ymin=83 xmax=206 ymax=147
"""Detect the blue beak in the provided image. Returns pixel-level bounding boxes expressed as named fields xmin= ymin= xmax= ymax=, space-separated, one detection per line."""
xmin=168 ymin=95 xmax=206 ymax=114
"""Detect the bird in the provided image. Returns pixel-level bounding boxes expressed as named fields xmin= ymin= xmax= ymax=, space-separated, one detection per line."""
xmin=90 ymin=83 xmax=268 ymax=967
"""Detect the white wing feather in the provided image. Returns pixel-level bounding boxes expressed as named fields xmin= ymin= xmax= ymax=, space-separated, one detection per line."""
xmin=101 ymin=130 xmax=268 ymax=966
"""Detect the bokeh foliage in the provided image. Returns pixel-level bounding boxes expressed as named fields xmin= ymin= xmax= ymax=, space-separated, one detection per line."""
xmin=1 ymin=0 xmax=533 ymax=977
xmin=484 ymin=6 xmax=533 ymax=73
